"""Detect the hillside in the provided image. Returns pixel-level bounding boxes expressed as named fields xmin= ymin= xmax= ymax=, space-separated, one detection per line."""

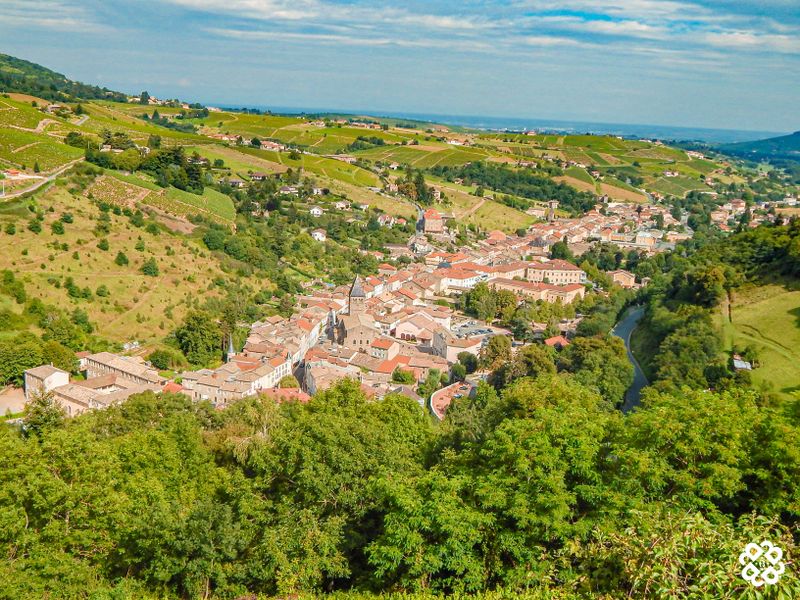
xmin=0 ymin=53 xmax=127 ymax=102
xmin=719 ymin=130 xmax=800 ymax=161
xmin=718 ymin=283 xmax=800 ymax=401
xmin=0 ymin=171 xmax=252 ymax=349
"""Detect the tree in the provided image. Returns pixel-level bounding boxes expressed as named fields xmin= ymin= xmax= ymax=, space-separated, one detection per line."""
xmin=50 ymin=220 xmax=64 ymax=235
xmin=479 ymin=335 xmax=511 ymax=370
xmin=278 ymin=375 xmax=301 ymax=388
xmin=464 ymin=282 xmax=496 ymax=321
xmin=391 ymin=368 xmax=415 ymax=385
xmin=147 ymin=348 xmax=185 ymax=371
xmin=558 ymin=335 xmax=633 ymax=404
xmin=457 ymin=351 xmax=478 ymax=374
xmin=450 ymin=362 xmax=467 ymax=382
xmin=33 ymin=162 xmax=40 ymax=173
xmin=96 ymin=238 xmax=109 ymax=251
xmin=22 ymin=389 xmax=65 ymax=436
xmin=139 ymin=90 xmax=150 ymax=104
xmin=550 ymin=239 xmax=573 ymax=260
xmin=141 ymin=258 xmax=159 ymax=277
xmin=41 ymin=340 xmax=77 ymax=373
xmin=489 ymin=343 xmax=556 ymax=389
xmin=27 ymin=219 xmax=41 ymax=234
xmin=175 ymin=310 xmax=221 ymax=365
xmin=0 ymin=334 xmax=43 ymax=386
xmin=114 ymin=251 xmax=129 ymax=266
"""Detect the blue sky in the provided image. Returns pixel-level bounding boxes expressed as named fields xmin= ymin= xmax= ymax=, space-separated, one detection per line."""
xmin=0 ymin=0 xmax=798 ymax=132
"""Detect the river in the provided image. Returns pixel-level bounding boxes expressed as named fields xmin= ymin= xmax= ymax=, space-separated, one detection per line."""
xmin=611 ymin=306 xmax=649 ymax=413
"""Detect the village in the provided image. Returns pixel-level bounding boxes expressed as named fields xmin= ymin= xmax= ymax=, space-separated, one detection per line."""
xmin=19 ymin=189 xmax=691 ymax=421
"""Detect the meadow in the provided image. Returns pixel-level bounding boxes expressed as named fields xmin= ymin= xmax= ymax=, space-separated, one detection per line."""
xmin=718 ymin=283 xmax=800 ymax=401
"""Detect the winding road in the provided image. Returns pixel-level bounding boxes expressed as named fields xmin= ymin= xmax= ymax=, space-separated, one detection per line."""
xmin=0 ymin=158 xmax=84 ymax=199
xmin=612 ymin=305 xmax=649 ymax=413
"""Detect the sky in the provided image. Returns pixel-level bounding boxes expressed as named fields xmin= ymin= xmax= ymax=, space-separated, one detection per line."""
xmin=0 ymin=0 xmax=798 ymax=133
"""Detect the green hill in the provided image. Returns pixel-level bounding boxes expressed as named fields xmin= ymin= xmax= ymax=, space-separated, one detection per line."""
xmin=0 ymin=53 xmax=127 ymax=102
xmin=720 ymin=131 xmax=800 ymax=161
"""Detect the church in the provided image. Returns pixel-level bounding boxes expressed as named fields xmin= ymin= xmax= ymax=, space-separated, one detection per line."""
xmin=335 ymin=275 xmax=378 ymax=350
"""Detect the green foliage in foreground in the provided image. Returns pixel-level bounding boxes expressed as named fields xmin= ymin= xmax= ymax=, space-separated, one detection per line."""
xmin=2 ymin=376 xmax=800 ymax=598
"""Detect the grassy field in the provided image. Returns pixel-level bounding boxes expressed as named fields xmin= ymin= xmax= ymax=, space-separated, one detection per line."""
xmin=718 ymin=284 xmax=800 ymax=400
xmin=238 ymin=147 xmax=381 ymax=187
xmin=98 ymin=172 xmax=236 ymax=223
xmin=0 ymin=187 xmax=253 ymax=347
xmin=435 ymin=184 xmax=535 ymax=232
xmin=0 ymin=126 xmax=83 ymax=171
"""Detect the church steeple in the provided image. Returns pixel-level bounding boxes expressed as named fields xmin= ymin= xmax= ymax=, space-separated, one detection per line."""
xmin=349 ymin=275 xmax=366 ymax=315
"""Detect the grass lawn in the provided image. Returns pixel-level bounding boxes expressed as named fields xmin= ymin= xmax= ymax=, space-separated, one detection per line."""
xmin=718 ymin=284 xmax=800 ymax=401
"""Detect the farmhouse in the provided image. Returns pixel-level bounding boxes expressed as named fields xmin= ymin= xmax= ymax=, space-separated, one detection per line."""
xmin=422 ymin=208 xmax=444 ymax=234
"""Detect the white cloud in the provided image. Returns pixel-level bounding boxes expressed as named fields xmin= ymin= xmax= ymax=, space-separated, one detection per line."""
xmin=704 ymin=30 xmax=800 ymax=53
xmin=0 ymin=0 xmax=110 ymax=32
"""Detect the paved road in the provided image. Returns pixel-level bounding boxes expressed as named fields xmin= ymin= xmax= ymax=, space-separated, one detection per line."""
xmin=0 ymin=158 xmax=84 ymax=199
xmin=612 ymin=305 xmax=648 ymax=413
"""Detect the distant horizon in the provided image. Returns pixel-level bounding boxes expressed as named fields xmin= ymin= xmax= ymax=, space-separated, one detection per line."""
xmin=1 ymin=1 xmax=798 ymax=135
xmin=201 ymin=102 xmax=790 ymax=144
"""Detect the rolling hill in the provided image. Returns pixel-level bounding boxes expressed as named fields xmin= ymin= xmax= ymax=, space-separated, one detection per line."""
xmin=0 ymin=53 xmax=127 ymax=102
xmin=719 ymin=131 xmax=800 ymax=162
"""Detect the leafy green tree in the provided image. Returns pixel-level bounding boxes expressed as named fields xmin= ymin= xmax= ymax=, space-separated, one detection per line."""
xmin=479 ymin=334 xmax=511 ymax=370
xmin=457 ymin=351 xmax=478 ymax=374
xmin=278 ymin=375 xmax=300 ymax=388
xmin=175 ymin=310 xmax=221 ymax=365
xmin=489 ymin=343 xmax=556 ymax=389
xmin=141 ymin=258 xmax=159 ymax=277
xmin=391 ymin=368 xmax=415 ymax=385
xmin=41 ymin=340 xmax=77 ymax=373
xmin=0 ymin=334 xmax=43 ymax=386
xmin=22 ymin=389 xmax=65 ymax=437
xmin=114 ymin=251 xmax=129 ymax=266
xmin=558 ymin=336 xmax=633 ymax=404
xmin=96 ymin=238 xmax=109 ymax=251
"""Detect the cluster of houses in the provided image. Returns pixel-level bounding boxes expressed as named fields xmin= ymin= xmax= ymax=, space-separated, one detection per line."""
xmin=515 ymin=201 xmax=691 ymax=256
xmin=22 ymin=240 xmax=600 ymax=417
xmin=23 ymin=352 xmax=166 ymax=417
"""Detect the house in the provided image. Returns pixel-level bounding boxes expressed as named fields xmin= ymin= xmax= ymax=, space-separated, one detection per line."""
xmin=311 ymin=228 xmax=327 ymax=242
xmin=377 ymin=214 xmax=395 ymax=227
xmin=312 ymin=187 xmax=324 ymax=196
xmin=432 ymin=329 xmax=482 ymax=364
xmin=227 ymin=178 xmax=245 ymax=189
xmin=544 ymin=335 xmax=571 ymax=350
xmin=250 ymin=172 xmax=270 ymax=181
xmin=83 ymin=352 xmax=164 ymax=386
xmin=334 ymin=200 xmax=351 ymax=210
xmin=23 ymin=365 xmax=70 ymax=402
xmin=526 ymin=260 xmax=587 ymax=285
xmin=609 ymin=269 xmax=637 ymax=289
xmin=280 ymin=185 xmax=299 ymax=195
xmin=370 ymin=337 xmax=400 ymax=361
xmin=309 ymin=206 xmax=324 ymax=218
xmin=422 ymin=208 xmax=444 ymax=234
